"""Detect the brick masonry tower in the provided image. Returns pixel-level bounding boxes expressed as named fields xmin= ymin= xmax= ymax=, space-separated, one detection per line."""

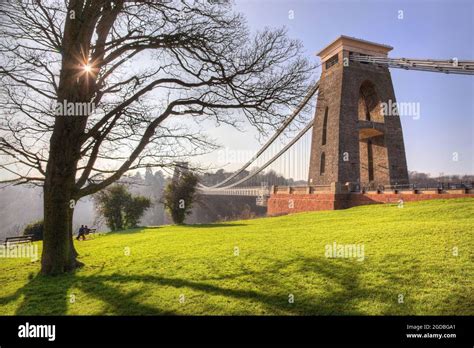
xmin=308 ymin=36 xmax=409 ymax=188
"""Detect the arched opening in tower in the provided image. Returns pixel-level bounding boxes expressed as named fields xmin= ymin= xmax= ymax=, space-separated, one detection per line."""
xmin=358 ymin=81 xmax=383 ymax=122
xmin=358 ymin=81 xmax=389 ymax=187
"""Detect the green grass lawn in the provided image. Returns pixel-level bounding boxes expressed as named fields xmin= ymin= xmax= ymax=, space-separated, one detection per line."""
xmin=0 ymin=198 xmax=473 ymax=315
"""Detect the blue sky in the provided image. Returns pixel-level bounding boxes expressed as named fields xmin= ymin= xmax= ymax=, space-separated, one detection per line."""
xmin=199 ymin=0 xmax=473 ymax=176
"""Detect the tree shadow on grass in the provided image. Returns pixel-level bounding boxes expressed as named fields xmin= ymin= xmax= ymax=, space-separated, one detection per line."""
xmin=75 ymin=255 xmax=416 ymax=315
xmin=179 ymin=255 xmax=420 ymax=315
xmin=0 ymin=254 xmax=423 ymax=315
xmin=0 ymin=272 xmax=75 ymax=315
xmin=0 ymin=271 xmax=173 ymax=315
xmin=77 ymin=275 xmax=175 ymax=315
xmin=291 ymin=256 xmax=417 ymax=315
xmin=376 ymin=253 xmax=472 ymax=315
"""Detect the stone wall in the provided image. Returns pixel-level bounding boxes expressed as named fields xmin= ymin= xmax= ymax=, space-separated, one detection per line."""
xmin=267 ymin=191 xmax=474 ymax=216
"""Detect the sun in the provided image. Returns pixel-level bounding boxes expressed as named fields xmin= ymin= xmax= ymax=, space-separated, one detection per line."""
xmin=83 ymin=64 xmax=92 ymax=73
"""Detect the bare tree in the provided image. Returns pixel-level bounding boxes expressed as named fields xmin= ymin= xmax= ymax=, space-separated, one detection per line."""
xmin=0 ymin=0 xmax=314 ymax=274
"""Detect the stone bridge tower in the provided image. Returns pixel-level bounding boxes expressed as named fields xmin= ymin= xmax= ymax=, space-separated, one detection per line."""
xmin=308 ymin=36 xmax=409 ymax=188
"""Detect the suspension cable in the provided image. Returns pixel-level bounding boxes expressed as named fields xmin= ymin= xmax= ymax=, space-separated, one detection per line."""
xmin=349 ymin=54 xmax=474 ymax=75
xmin=199 ymin=81 xmax=319 ymax=189
xmin=203 ymin=120 xmax=314 ymax=191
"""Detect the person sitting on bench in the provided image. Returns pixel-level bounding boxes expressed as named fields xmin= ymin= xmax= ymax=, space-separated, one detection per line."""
xmin=76 ymin=225 xmax=86 ymax=241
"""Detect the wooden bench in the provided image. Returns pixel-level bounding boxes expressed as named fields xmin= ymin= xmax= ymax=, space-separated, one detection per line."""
xmin=3 ymin=235 xmax=33 ymax=246
xmin=85 ymin=228 xmax=97 ymax=238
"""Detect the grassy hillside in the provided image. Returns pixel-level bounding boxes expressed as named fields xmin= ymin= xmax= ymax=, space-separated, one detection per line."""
xmin=0 ymin=198 xmax=473 ymax=315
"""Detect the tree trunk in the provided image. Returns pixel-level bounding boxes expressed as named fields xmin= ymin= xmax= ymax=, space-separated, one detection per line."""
xmin=41 ymin=173 xmax=80 ymax=275
xmin=41 ymin=122 xmax=83 ymax=275
xmin=68 ymin=209 xmax=79 ymax=260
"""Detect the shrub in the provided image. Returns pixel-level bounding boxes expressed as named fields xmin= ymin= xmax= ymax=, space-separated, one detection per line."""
xmin=94 ymin=185 xmax=151 ymax=231
xmin=23 ymin=220 xmax=43 ymax=241
xmin=163 ymin=172 xmax=198 ymax=224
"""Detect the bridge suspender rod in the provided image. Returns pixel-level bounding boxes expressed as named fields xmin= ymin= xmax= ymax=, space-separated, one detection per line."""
xmin=213 ymin=120 xmax=314 ymax=190
xmin=350 ymin=55 xmax=474 ymax=75
xmin=201 ymin=81 xmax=320 ymax=189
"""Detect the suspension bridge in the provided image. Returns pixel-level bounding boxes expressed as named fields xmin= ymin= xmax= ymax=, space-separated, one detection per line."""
xmin=196 ymin=36 xmax=474 ymax=209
